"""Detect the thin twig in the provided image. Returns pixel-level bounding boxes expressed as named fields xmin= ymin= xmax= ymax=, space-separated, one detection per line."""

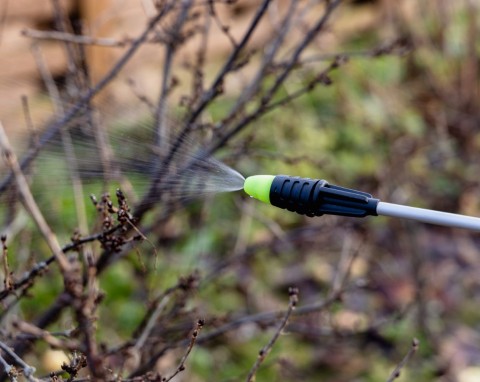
xmin=21 ymin=28 xmax=126 ymax=47
xmin=0 ymin=257 xmax=50 ymax=304
xmin=261 ymin=56 xmax=346 ymax=115
xmin=31 ymin=42 xmax=90 ymax=241
xmin=0 ymin=224 xmax=123 ymax=302
xmin=196 ymin=289 xmax=345 ymax=348
xmin=260 ymin=0 xmax=343 ymax=105
xmin=164 ymin=319 xmax=205 ymax=382
xmin=221 ymin=0 xmax=298 ymax=126
xmin=246 ymin=287 xmax=298 ymax=382
xmin=0 ymin=353 xmax=15 ymax=382
xmin=186 ymin=0 xmax=272 ymax=132
xmin=5 ymin=293 xmax=72 ymax=364
xmin=134 ymin=293 xmax=171 ymax=350
xmin=386 ymin=338 xmax=420 ymax=382
xmin=154 ymin=0 xmax=193 ymax=150
xmin=330 ymin=231 xmax=362 ymax=296
xmin=20 ymin=96 xmax=38 ymax=148
xmin=125 ymin=266 xmax=347 ymax=377
xmin=0 ymin=122 xmax=71 ymax=274
xmin=127 ymin=273 xmax=199 ymax=357
xmin=188 ymin=4 xmax=210 ymax=107
xmin=13 ymin=321 xmax=80 ymax=351
xmin=0 ymin=341 xmax=36 ymax=381
xmin=126 ymin=78 xmax=156 ymax=112
xmin=207 ymin=0 xmax=237 ymax=48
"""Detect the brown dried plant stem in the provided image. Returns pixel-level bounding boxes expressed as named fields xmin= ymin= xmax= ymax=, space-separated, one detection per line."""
xmin=245 ymin=287 xmax=299 ymax=382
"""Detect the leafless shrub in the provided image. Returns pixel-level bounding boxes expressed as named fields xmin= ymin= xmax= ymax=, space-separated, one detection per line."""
xmin=1 ymin=0 xmax=470 ymax=381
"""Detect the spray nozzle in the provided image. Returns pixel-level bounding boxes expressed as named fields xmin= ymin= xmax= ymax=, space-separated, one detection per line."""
xmin=243 ymin=174 xmax=480 ymax=231
xmin=244 ymin=175 xmax=379 ymax=218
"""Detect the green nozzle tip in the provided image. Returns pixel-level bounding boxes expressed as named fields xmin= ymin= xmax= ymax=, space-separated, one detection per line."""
xmin=244 ymin=175 xmax=275 ymax=204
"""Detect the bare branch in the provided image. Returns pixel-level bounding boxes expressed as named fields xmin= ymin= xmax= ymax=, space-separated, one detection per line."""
xmin=246 ymin=287 xmax=298 ymax=382
xmin=0 ymin=341 xmax=36 ymax=382
xmin=330 ymin=231 xmax=362 ymax=296
xmin=31 ymin=42 xmax=90 ymax=241
xmin=0 ymin=123 xmax=71 ymax=274
xmin=21 ymin=28 xmax=126 ymax=47
xmin=0 ymin=354 xmax=16 ymax=382
xmin=134 ymin=293 xmax=171 ymax=351
xmin=154 ymin=0 xmax=193 ymax=149
xmin=200 ymin=288 xmax=345 ymax=346
xmin=261 ymin=55 xmax=346 ymax=115
xmin=207 ymin=0 xmax=238 ymax=48
xmin=13 ymin=321 xmax=80 ymax=351
xmin=386 ymin=338 xmax=420 ymax=382
xmin=221 ymin=0 xmax=298 ymax=125
xmin=164 ymin=319 xmax=205 ymax=382
xmin=0 ymin=224 xmax=123 ymax=303
xmin=20 ymin=96 xmax=38 ymax=147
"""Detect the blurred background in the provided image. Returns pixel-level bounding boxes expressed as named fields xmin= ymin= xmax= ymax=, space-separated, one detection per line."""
xmin=1 ymin=1 xmax=480 ymax=381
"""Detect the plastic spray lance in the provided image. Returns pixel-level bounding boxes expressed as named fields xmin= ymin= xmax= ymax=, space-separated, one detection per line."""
xmin=243 ymin=175 xmax=480 ymax=231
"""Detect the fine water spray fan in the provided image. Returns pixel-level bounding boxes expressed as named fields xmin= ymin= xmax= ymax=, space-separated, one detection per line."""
xmin=243 ymin=175 xmax=480 ymax=231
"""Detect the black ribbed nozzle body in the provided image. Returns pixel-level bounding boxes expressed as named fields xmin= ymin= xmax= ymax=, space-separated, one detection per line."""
xmin=270 ymin=175 xmax=379 ymax=218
